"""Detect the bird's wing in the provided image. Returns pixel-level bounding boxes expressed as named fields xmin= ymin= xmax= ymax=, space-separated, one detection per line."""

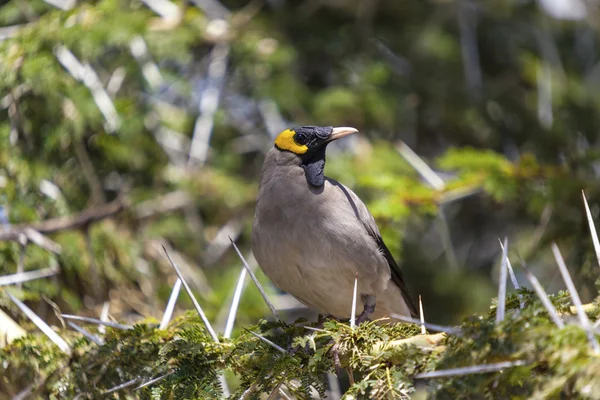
xmin=328 ymin=179 xmax=418 ymax=317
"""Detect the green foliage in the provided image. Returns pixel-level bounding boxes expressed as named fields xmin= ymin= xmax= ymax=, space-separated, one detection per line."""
xmin=3 ymin=0 xmax=600 ymax=397
xmin=4 ymin=289 xmax=600 ymax=399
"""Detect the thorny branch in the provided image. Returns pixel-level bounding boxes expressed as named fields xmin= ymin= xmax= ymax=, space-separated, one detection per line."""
xmin=0 ymin=197 xmax=128 ymax=242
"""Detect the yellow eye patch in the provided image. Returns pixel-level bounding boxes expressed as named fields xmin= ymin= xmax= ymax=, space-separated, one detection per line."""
xmin=274 ymin=129 xmax=308 ymax=155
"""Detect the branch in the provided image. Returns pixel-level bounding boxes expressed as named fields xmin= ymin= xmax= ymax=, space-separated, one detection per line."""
xmin=0 ymin=197 xmax=127 ymax=242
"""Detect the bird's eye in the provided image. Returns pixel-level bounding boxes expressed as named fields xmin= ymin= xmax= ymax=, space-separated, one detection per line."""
xmin=295 ymin=133 xmax=307 ymax=145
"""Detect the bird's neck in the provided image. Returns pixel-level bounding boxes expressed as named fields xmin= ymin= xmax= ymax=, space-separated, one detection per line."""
xmin=301 ymin=146 xmax=327 ymax=187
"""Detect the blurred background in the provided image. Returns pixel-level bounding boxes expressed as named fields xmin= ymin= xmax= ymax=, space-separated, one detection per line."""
xmin=1 ymin=0 xmax=600 ymax=336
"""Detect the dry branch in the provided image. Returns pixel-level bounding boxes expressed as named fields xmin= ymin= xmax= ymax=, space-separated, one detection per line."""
xmin=0 ymin=197 xmax=127 ymax=242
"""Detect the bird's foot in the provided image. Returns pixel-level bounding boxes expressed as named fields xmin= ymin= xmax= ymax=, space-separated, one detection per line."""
xmin=355 ymin=303 xmax=375 ymax=325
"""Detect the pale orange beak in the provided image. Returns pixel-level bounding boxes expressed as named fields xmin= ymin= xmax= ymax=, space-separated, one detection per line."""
xmin=329 ymin=127 xmax=358 ymax=141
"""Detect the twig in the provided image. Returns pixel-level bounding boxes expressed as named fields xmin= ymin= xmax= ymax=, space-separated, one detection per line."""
xmin=0 ymin=266 xmax=60 ymax=286
xmin=162 ymin=246 xmax=220 ymax=342
xmin=61 ymin=314 xmax=133 ymax=330
xmin=414 ymin=360 xmax=527 ymax=379
xmin=229 ymin=238 xmax=280 ymax=320
xmin=0 ymin=197 xmax=126 ymax=241
xmin=7 ymin=293 xmax=71 ymax=354
xmin=496 ymin=237 xmax=508 ymax=324
xmin=552 ymin=243 xmax=600 ymax=353
xmin=582 ymin=190 xmax=600 ymax=269
xmin=159 ymin=278 xmax=182 ymax=330
xmin=224 ymin=267 xmax=248 ymax=339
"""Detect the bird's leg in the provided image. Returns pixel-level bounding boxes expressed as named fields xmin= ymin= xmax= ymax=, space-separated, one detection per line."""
xmin=317 ymin=314 xmax=325 ymax=324
xmin=356 ymin=295 xmax=376 ymax=325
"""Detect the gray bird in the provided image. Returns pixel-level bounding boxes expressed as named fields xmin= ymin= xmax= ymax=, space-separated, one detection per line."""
xmin=252 ymin=126 xmax=417 ymax=322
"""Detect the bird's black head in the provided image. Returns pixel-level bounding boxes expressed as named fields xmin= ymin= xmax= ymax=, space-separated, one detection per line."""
xmin=273 ymin=126 xmax=357 ymax=187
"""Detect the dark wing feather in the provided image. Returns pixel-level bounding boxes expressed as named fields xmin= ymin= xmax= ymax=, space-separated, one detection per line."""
xmin=369 ymin=232 xmax=418 ymax=318
xmin=329 ymin=179 xmax=418 ymax=318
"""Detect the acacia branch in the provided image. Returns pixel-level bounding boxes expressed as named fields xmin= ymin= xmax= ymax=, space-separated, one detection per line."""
xmin=0 ymin=197 xmax=127 ymax=242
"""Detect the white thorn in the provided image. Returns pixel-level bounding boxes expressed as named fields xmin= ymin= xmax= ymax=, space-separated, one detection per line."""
xmin=0 ymin=266 xmax=59 ymax=286
xmin=552 ymin=243 xmax=600 ymax=353
xmin=134 ymin=372 xmax=173 ymax=390
xmin=419 ymin=295 xmax=426 ymax=335
xmin=521 ymin=265 xmax=564 ymax=328
xmin=160 ymin=278 xmax=182 ymax=330
xmin=224 ymin=267 xmax=247 ymax=339
xmin=582 ymin=190 xmax=600 ymax=269
xmin=67 ymin=322 xmax=104 ymax=345
xmin=7 ymin=293 xmax=71 ymax=354
xmin=395 ymin=141 xmax=445 ymax=190
xmin=62 ymin=314 xmax=133 ymax=330
xmin=245 ymin=329 xmax=287 ymax=354
xmin=104 ymin=378 xmax=139 ymax=394
xmin=229 ymin=238 xmax=280 ymax=320
xmin=350 ymin=273 xmax=358 ymax=329
xmin=98 ymin=301 xmax=110 ymax=335
xmin=162 ymin=246 xmax=219 ymax=342
xmin=414 ymin=360 xmax=527 ymax=379
xmin=389 ymin=313 xmax=462 ymax=335
xmin=496 ymin=237 xmax=508 ymax=324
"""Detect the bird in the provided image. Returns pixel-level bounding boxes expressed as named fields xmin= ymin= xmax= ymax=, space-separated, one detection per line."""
xmin=251 ymin=126 xmax=417 ymax=323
